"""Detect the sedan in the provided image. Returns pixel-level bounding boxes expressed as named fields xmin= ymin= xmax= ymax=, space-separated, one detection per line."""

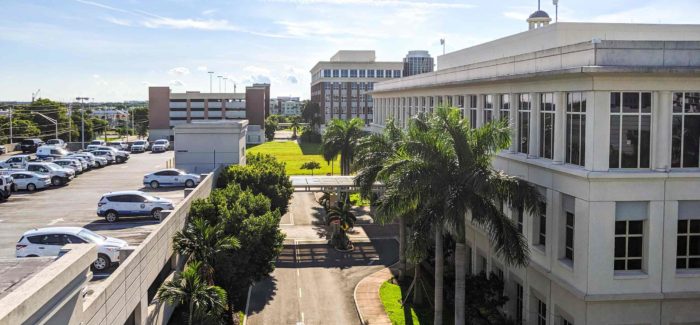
xmin=143 ymin=169 xmax=201 ymax=188
xmin=10 ymin=171 xmax=51 ymax=191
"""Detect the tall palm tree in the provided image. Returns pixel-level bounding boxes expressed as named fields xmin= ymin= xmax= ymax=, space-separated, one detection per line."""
xmin=173 ymin=217 xmax=240 ymax=284
xmin=354 ymin=119 xmax=409 ymax=279
xmin=290 ymin=116 xmax=301 ymax=139
xmin=326 ymin=198 xmax=357 ymax=250
xmin=369 ymin=107 xmax=542 ymax=325
xmin=321 ymin=118 xmax=365 ymax=175
xmin=157 ymin=261 xmax=228 ymax=325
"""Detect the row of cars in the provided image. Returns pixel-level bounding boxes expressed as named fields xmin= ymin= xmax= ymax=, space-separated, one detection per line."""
xmin=17 ymin=138 xmax=171 ymax=154
xmin=14 ymin=167 xmax=201 ymax=271
xmin=0 ymin=143 xmax=132 ymax=201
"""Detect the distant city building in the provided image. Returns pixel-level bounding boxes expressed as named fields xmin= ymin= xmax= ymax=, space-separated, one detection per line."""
xmin=310 ymin=50 xmax=403 ymax=125
xmin=90 ymin=109 xmax=128 ymax=127
xmin=403 ymin=50 xmax=434 ymax=76
xmin=276 ymin=97 xmax=302 ymax=116
xmin=148 ymin=83 xmax=270 ymax=144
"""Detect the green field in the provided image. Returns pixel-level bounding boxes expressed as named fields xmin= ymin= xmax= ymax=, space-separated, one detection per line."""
xmin=248 ymin=141 xmax=341 ymax=176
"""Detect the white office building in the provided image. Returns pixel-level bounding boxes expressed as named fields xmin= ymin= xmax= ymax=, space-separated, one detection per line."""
xmin=372 ymin=22 xmax=700 ymax=324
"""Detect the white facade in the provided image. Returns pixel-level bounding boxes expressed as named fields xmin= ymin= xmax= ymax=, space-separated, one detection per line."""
xmin=372 ymin=23 xmax=700 ymax=325
xmin=173 ymin=120 xmax=247 ymax=173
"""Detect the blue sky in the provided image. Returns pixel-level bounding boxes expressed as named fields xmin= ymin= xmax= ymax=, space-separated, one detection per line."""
xmin=1 ymin=0 xmax=698 ymax=102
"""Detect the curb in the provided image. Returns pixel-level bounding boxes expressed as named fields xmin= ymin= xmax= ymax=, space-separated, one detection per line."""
xmin=242 ymin=285 xmax=252 ymax=325
xmin=353 ymin=261 xmax=399 ymax=325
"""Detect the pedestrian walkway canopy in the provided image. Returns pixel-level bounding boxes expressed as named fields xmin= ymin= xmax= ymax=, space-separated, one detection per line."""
xmin=290 ymin=176 xmax=383 ymax=192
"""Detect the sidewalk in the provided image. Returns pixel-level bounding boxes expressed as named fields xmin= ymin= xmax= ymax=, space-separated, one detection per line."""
xmin=354 ymin=266 xmax=398 ymax=325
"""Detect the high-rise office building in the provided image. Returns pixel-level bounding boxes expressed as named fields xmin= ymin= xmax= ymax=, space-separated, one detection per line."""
xmin=403 ymin=50 xmax=434 ymax=77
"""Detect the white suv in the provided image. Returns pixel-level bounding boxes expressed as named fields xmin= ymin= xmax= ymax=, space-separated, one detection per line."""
xmin=16 ymin=227 xmax=128 ymax=271
xmin=26 ymin=162 xmax=75 ymax=186
xmin=97 ymin=190 xmax=175 ymax=222
xmin=143 ymin=169 xmax=201 ymax=188
xmin=151 ymin=139 xmax=170 ymax=153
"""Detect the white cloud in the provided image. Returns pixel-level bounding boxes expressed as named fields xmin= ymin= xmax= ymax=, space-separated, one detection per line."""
xmin=197 ymin=66 xmax=208 ymax=72
xmin=168 ymin=67 xmax=190 ymax=76
xmin=244 ymin=66 xmax=271 ymax=75
xmin=248 ymin=75 xmax=271 ymax=84
xmin=170 ymin=80 xmax=184 ymax=87
xmin=503 ymin=11 xmax=528 ymax=21
xmin=263 ymin=0 xmax=474 ymax=9
xmin=286 ymin=75 xmax=298 ymax=84
xmin=92 ymin=74 xmax=101 ymax=79
xmin=202 ymin=9 xmax=217 ymax=16
xmin=103 ymin=16 xmax=132 ymax=26
xmin=143 ymin=17 xmax=240 ymax=31
xmin=75 ymin=0 xmax=129 ymax=13
xmin=141 ymin=81 xmax=151 ymax=87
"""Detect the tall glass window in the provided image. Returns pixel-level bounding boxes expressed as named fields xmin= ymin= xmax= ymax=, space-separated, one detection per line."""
xmin=565 ymin=212 xmax=575 ymax=262
xmin=467 ymin=95 xmax=478 ymax=129
xmin=367 ymin=69 xmax=375 ymax=78
xmin=333 ymin=69 xmax=340 ymax=77
xmin=537 ymin=299 xmax=547 ymax=325
xmin=610 ymin=92 xmax=651 ymax=169
xmin=376 ymin=70 xmax=384 ymax=78
xmin=614 ymin=220 xmax=644 ymax=271
xmin=539 ymin=93 xmax=555 ymax=159
xmin=517 ymin=94 xmax=531 ymax=154
xmin=341 ymin=69 xmax=348 ymax=78
xmin=483 ymin=94 xmax=494 ymax=124
xmin=566 ymin=92 xmax=587 ymax=166
xmin=515 ymin=284 xmax=524 ymax=324
xmin=677 ymin=219 xmax=700 ymax=269
xmin=323 ymin=69 xmax=331 ymax=78
xmin=358 ymin=69 xmax=366 ymax=78
xmin=537 ymin=201 xmax=547 ymax=246
xmin=457 ymin=95 xmax=465 ymax=108
xmin=500 ymin=94 xmax=510 ymax=122
xmin=672 ymin=92 xmax=700 ymax=168
xmin=349 ymin=69 xmax=357 ymax=78
xmin=385 ymin=69 xmax=392 ymax=78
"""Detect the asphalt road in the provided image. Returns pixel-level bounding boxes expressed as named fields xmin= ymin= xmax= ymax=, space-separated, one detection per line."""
xmin=0 ymin=151 xmax=182 ymax=259
xmin=246 ymin=192 xmax=399 ymax=325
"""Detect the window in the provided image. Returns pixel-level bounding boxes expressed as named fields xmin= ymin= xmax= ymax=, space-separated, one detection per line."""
xmin=566 ymin=92 xmax=587 ymax=166
xmin=341 ymin=69 xmax=348 ymax=77
xmin=349 ymin=69 xmax=357 ymax=78
xmin=677 ymin=201 xmax=700 ymax=269
xmin=537 ymin=201 xmax=547 ymax=246
xmin=323 ymin=69 xmax=331 ymax=78
xmin=393 ymin=70 xmax=402 ymax=78
xmin=367 ymin=69 xmax=375 ymax=78
xmin=359 ymin=69 xmax=366 ymax=78
xmin=515 ymin=284 xmax=524 ymax=324
xmin=65 ymin=235 xmax=86 ymax=244
xmin=500 ymin=94 xmax=510 ymax=122
xmin=609 ymin=92 xmax=651 ymax=168
xmin=562 ymin=317 xmax=573 ymax=325
xmin=518 ymin=94 xmax=531 ymax=154
xmin=333 ymin=69 xmax=339 ymax=77
xmin=565 ymin=211 xmax=575 ymax=261
xmin=615 ymin=220 xmax=643 ymax=271
xmin=540 ymin=93 xmax=555 ymax=159
xmin=385 ymin=70 xmax=392 ymax=78
xmin=376 ymin=70 xmax=384 ymax=78
xmin=516 ymin=206 xmax=524 ymax=234
xmin=537 ymin=299 xmax=547 ymax=325
xmin=457 ymin=95 xmax=465 ymax=108
xmin=672 ymin=92 xmax=700 ymax=168
xmin=467 ymin=95 xmax=478 ymax=129
xmin=483 ymin=94 xmax=494 ymax=123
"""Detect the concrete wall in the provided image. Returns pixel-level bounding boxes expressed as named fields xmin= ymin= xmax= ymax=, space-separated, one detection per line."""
xmin=0 ymin=244 xmax=96 ymax=325
xmin=174 ymin=120 xmax=247 ymax=173
xmin=80 ymin=170 xmax=218 ymax=325
xmin=148 ymin=87 xmax=170 ymax=130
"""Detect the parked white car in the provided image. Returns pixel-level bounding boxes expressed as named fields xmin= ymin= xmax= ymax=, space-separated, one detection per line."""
xmin=36 ymin=145 xmax=69 ymax=160
xmin=151 ymin=139 xmax=170 ymax=153
xmin=16 ymin=227 xmax=128 ymax=271
xmin=68 ymin=152 xmax=102 ymax=168
xmin=0 ymin=155 xmax=32 ymax=169
xmin=53 ymin=159 xmax=83 ymax=174
xmin=10 ymin=171 xmax=51 ymax=191
xmin=90 ymin=140 xmax=106 ymax=146
xmin=64 ymin=156 xmax=89 ymax=170
xmin=143 ymin=169 xmax=200 ymax=189
xmin=130 ymin=140 xmax=150 ymax=153
xmin=93 ymin=146 xmax=130 ymax=163
xmin=45 ymin=139 xmax=67 ymax=149
xmin=26 ymin=162 xmax=75 ymax=186
xmin=92 ymin=150 xmax=116 ymax=164
xmin=97 ymin=191 xmax=174 ymax=223
xmin=107 ymin=141 xmax=129 ymax=150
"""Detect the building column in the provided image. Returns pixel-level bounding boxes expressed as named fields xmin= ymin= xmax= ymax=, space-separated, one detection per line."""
xmin=493 ymin=93 xmax=502 ymax=120
xmin=654 ymin=91 xmax=672 ymax=171
xmin=528 ymin=92 xmax=540 ymax=158
xmin=589 ymin=91 xmax=609 ymax=171
xmin=509 ymin=93 xmax=518 ymax=153
xmin=476 ymin=94 xmax=484 ymax=127
xmin=553 ymin=91 xmax=566 ymax=164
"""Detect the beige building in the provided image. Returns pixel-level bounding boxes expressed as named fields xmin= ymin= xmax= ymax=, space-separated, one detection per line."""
xmin=372 ymin=22 xmax=700 ymax=325
xmin=310 ymin=50 xmax=404 ymax=125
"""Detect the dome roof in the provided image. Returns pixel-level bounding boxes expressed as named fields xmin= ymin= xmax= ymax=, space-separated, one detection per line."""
xmin=528 ymin=10 xmax=550 ymax=19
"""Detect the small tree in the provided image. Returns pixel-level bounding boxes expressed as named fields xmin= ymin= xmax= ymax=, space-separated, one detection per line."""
xmin=326 ymin=199 xmax=356 ymax=251
xmin=264 ymin=116 xmax=278 ymax=141
xmin=157 ymin=261 xmax=228 ymax=325
xmin=300 ymin=161 xmax=321 ymax=175
xmin=290 ymin=116 xmax=301 ymax=139
xmin=173 ymin=218 xmax=240 ymax=284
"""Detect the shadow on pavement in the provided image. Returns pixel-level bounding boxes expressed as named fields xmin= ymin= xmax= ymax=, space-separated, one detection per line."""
xmin=84 ymin=217 xmax=159 ymax=231
xmin=246 ymin=276 xmax=278 ymax=315
xmin=277 ymin=239 xmax=398 ymax=270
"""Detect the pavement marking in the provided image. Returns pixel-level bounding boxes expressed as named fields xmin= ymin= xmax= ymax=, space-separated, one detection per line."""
xmin=120 ymin=166 xmax=128 ymax=169
xmin=298 ymin=288 xmax=302 ymax=298
xmin=243 ymin=285 xmax=252 ymax=325
xmin=296 ymin=269 xmax=300 ymax=277
xmin=47 ymin=218 xmax=64 ymax=225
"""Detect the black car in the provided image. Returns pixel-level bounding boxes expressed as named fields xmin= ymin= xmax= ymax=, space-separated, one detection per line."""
xmin=20 ymin=138 xmax=44 ymax=153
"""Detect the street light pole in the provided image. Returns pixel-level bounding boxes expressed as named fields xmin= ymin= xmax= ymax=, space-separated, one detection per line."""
xmin=76 ymin=97 xmax=89 ymax=149
xmin=217 ymin=75 xmax=222 ymax=92
xmin=32 ymin=111 xmax=58 ymax=140
xmin=9 ymin=106 xmax=12 ymax=144
xmin=223 ymin=77 xmax=228 ymax=92
xmin=208 ymin=71 xmax=214 ymax=93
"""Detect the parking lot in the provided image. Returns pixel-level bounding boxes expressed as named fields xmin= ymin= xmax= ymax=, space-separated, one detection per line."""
xmin=0 ymin=151 xmax=183 ymax=259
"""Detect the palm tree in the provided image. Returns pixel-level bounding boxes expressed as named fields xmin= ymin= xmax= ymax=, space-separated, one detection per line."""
xmin=321 ymin=118 xmax=365 ymax=175
xmin=368 ymin=107 xmax=542 ymax=325
xmin=157 ymin=261 xmax=228 ymax=325
xmin=354 ymin=119 xmax=409 ymax=279
xmin=317 ymin=191 xmax=331 ymax=212
xmin=173 ymin=217 xmax=240 ymax=284
xmin=290 ymin=116 xmax=301 ymax=139
xmin=326 ymin=198 xmax=357 ymax=250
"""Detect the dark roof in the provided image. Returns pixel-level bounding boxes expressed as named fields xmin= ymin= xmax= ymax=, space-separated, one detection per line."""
xmin=529 ymin=10 xmax=550 ymax=19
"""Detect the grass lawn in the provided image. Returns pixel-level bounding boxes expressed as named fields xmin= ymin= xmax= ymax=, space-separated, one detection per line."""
xmin=248 ymin=141 xmax=341 ymax=176
xmin=379 ymin=281 xmax=433 ymax=325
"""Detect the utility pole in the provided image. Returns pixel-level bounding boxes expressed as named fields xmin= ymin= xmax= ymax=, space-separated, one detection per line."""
xmin=9 ymin=106 xmax=13 ymax=144
xmin=217 ymin=75 xmax=222 ymax=92
xmin=208 ymin=71 xmax=214 ymax=93
xmin=76 ymin=97 xmax=89 ymax=149
xmin=223 ymin=77 xmax=228 ymax=92
xmin=68 ymin=103 xmax=72 ymax=142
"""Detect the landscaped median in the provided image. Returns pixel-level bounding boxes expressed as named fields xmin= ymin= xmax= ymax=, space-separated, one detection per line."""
xmin=247 ymin=140 xmax=340 ymax=175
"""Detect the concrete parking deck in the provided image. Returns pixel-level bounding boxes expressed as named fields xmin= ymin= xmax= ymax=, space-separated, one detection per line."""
xmin=0 ymin=151 xmax=180 ymax=259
